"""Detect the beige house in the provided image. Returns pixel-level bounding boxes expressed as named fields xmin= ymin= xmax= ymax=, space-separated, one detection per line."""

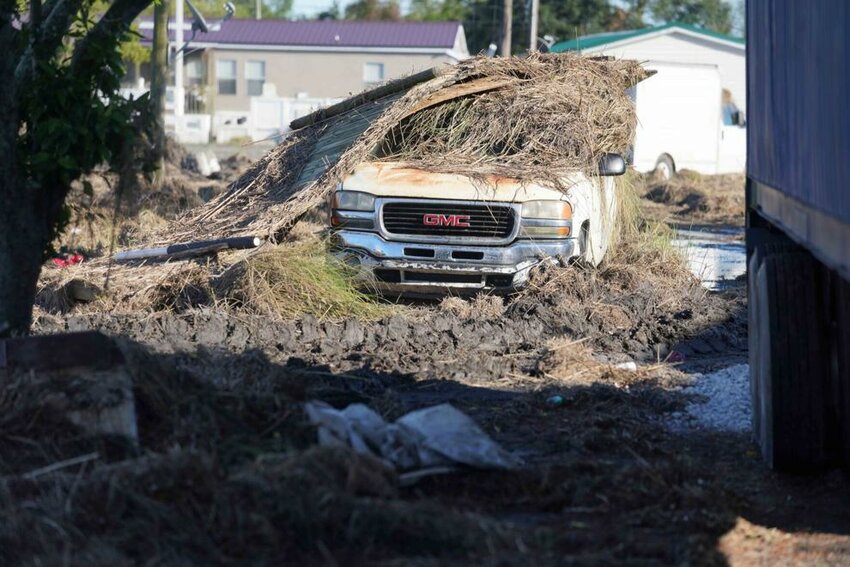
xmin=134 ymin=20 xmax=469 ymax=142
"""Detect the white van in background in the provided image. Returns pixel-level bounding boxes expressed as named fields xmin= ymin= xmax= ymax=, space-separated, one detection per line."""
xmin=630 ymin=62 xmax=746 ymax=178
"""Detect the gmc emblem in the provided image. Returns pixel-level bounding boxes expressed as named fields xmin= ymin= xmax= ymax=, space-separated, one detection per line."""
xmin=423 ymin=213 xmax=471 ymax=228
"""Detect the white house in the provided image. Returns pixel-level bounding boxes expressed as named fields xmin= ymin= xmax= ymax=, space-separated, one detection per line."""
xmin=552 ymin=23 xmax=746 ymax=176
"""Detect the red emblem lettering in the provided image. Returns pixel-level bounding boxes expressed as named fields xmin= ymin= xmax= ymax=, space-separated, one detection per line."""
xmin=422 ymin=214 xmax=471 ymax=227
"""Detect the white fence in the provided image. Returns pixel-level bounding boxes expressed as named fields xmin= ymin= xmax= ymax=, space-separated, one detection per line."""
xmin=249 ymin=95 xmax=342 ymax=143
xmin=120 ymin=82 xmax=340 ymax=145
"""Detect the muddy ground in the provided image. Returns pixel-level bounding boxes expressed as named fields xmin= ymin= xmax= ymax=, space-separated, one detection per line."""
xmin=4 ymin=170 xmax=850 ymax=565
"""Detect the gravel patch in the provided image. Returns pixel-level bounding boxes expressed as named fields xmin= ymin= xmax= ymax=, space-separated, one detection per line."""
xmin=668 ymin=364 xmax=751 ymax=433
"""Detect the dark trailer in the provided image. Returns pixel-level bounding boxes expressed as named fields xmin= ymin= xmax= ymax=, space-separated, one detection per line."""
xmin=747 ymin=0 xmax=850 ymax=470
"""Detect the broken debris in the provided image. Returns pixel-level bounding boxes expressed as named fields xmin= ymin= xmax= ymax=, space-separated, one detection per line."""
xmin=305 ymin=401 xmax=523 ymax=474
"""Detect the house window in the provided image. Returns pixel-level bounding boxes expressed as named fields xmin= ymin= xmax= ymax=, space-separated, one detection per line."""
xmin=363 ymin=62 xmax=384 ymax=84
xmin=186 ymin=58 xmax=204 ymax=87
xmin=217 ymin=59 xmax=237 ymax=95
xmin=246 ymin=60 xmax=266 ymax=96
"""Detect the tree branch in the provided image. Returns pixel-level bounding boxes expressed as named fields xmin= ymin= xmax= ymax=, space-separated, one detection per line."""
xmin=13 ymin=0 xmax=85 ymax=86
xmin=69 ymin=0 xmax=153 ymax=72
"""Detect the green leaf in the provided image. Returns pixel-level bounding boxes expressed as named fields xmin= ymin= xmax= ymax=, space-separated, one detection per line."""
xmin=58 ymin=155 xmax=77 ymax=170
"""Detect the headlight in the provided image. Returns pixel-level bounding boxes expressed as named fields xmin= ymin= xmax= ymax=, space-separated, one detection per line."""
xmin=332 ymin=191 xmax=375 ymax=212
xmin=521 ymin=200 xmax=572 ymax=219
xmin=520 ymin=200 xmax=572 ymax=238
xmin=520 ymin=225 xmax=571 ymax=238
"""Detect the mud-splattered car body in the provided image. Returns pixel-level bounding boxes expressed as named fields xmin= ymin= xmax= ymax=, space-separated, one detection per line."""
xmin=329 ymin=160 xmax=622 ymax=296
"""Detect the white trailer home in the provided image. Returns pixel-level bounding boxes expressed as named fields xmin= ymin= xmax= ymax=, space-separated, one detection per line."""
xmin=551 ymin=22 xmax=746 ymax=177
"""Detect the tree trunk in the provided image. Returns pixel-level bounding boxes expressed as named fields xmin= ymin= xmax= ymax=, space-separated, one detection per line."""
xmin=0 ymin=27 xmax=40 ymax=336
xmin=0 ymin=78 xmax=66 ymax=335
xmin=0 ymin=184 xmax=53 ymax=336
xmin=149 ymin=0 xmax=170 ymax=187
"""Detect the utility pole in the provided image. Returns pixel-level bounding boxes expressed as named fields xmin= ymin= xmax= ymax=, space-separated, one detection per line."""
xmin=175 ymin=0 xmax=185 ymax=125
xmin=256 ymin=0 xmax=261 ymax=19
xmin=529 ymin=0 xmax=539 ymax=51
xmin=501 ymin=0 xmax=512 ymax=56
xmin=150 ymin=0 xmax=171 ymax=186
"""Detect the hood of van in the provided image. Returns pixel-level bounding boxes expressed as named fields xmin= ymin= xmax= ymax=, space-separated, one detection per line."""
xmin=341 ymin=162 xmax=584 ymax=203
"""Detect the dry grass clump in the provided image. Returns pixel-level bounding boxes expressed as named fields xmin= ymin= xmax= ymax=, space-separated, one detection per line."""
xmin=439 ymin=293 xmax=505 ymax=320
xmin=538 ymin=338 xmax=679 ymax=388
xmin=38 ymin=237 xmax=392 ymax=320
xmin=604 ymin=171 xmax=687 ymax=284
xmin=640 ymin=170 xmax=745 ymax=225
xmin=36 ymin=259 xmax=217 ymax=314
xmin=218 ymin=239 xmax=390 ymax=320
xmin=58 ymin=206 xmax=170 ymax=258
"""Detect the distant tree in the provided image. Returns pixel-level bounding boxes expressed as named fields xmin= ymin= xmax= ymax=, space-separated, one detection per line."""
xmin=144 ymin=0 xmax=293 ymax=19
xmin=120 ymin=24 xmax=151 ymax=78
xmin=442 ymin=0 xmax=496 ymax=54
xmin=264 ymin=0 xmax=294 ymax=18
xmin=317 ymin=0 xmax=341 ymax=19
xmin=534 ymin=0 xmax=613 ymax=50
xmin=344 ymin=0 xmax=401 ymax=20
xmin=649 ymin=0 xmax=732 ymax=34
xmin=730 ymin=0 xmax=744 ymax=37
xmin=608 ymin=0 xmax=649 ymax=31
xmin=409 ymin=0 xmax=467 ymax=21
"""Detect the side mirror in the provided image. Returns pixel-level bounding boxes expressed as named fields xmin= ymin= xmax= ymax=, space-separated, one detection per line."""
xmin=599 ymin=153 xmax=626 ymax=176
xmin=732 ymin=110 xmax=746 ymax=127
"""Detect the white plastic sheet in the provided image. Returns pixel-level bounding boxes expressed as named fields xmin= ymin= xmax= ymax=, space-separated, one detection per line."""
xmin=305 ymin=401 xmax=522 ymax=472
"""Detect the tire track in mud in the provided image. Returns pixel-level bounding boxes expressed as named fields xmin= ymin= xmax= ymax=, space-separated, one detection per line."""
xmin=38 ymin=276 xmax=744 ymax=387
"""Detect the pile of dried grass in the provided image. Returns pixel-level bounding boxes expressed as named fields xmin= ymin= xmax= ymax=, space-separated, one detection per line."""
xmin=606 ymin=171 xmax=684 ymax=282
xmin=439 ymin=293 xmax=506 ymax=320
xmin=216 ymin=239 xmax=391 ymax=320
xmin=377 ymin=55 xmax=645 ymax=186
xmin=538 ymin=338 xmax=681 ymax=388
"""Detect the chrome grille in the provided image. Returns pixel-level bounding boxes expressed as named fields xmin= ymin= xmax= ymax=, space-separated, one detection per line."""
xmin=381 ymin=201 xmax=515 ymax=239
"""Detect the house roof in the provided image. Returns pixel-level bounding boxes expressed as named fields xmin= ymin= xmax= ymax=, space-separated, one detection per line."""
xmin=550 ymin=22 xmax=744 ymax=53
xmin=138 ymin=19 xmax=463 ymax=50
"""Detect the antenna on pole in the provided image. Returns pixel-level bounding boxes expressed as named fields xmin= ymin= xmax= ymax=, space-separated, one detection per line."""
xmin=501 ymin=0 xmax=512 ymax=56
xmin=528 ymin=0 xmax=538 ymax=51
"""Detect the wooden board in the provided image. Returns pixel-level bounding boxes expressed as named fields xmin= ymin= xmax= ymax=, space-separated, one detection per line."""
xmin=0 ymin=331 xmax=125 ymax=372
xmin=400 ymin=77 xmax=511 ymax=120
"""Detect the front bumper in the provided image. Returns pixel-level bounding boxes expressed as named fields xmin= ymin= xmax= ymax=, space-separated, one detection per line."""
xmin=330 ymin=230 xmax=578 ymax=295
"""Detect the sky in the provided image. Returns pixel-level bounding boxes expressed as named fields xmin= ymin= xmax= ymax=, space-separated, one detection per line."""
xmin=289 ymin=0 xmax=412 ymax=18
xmin=289 ymin=0 xmax=740 ymax=25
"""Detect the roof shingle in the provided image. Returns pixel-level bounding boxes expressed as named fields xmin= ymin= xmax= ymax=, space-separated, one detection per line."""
xmin=139 ymin=19 xmax=461 ymax=49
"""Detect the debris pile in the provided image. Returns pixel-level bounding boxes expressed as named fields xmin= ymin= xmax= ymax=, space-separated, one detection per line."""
xmin=306 ymin=401 xmax=523 ymax=477
xmin=0 ymin=337 xmax=528 ymax=565
xmin=39 ymin=53 xmax=649 ymax=315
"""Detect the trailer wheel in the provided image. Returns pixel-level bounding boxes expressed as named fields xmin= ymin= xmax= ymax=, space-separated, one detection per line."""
xmin=749 ymin=247 xmax=829 ymax=470
xmin=654 ymin=154 xmax=675 ymax=180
